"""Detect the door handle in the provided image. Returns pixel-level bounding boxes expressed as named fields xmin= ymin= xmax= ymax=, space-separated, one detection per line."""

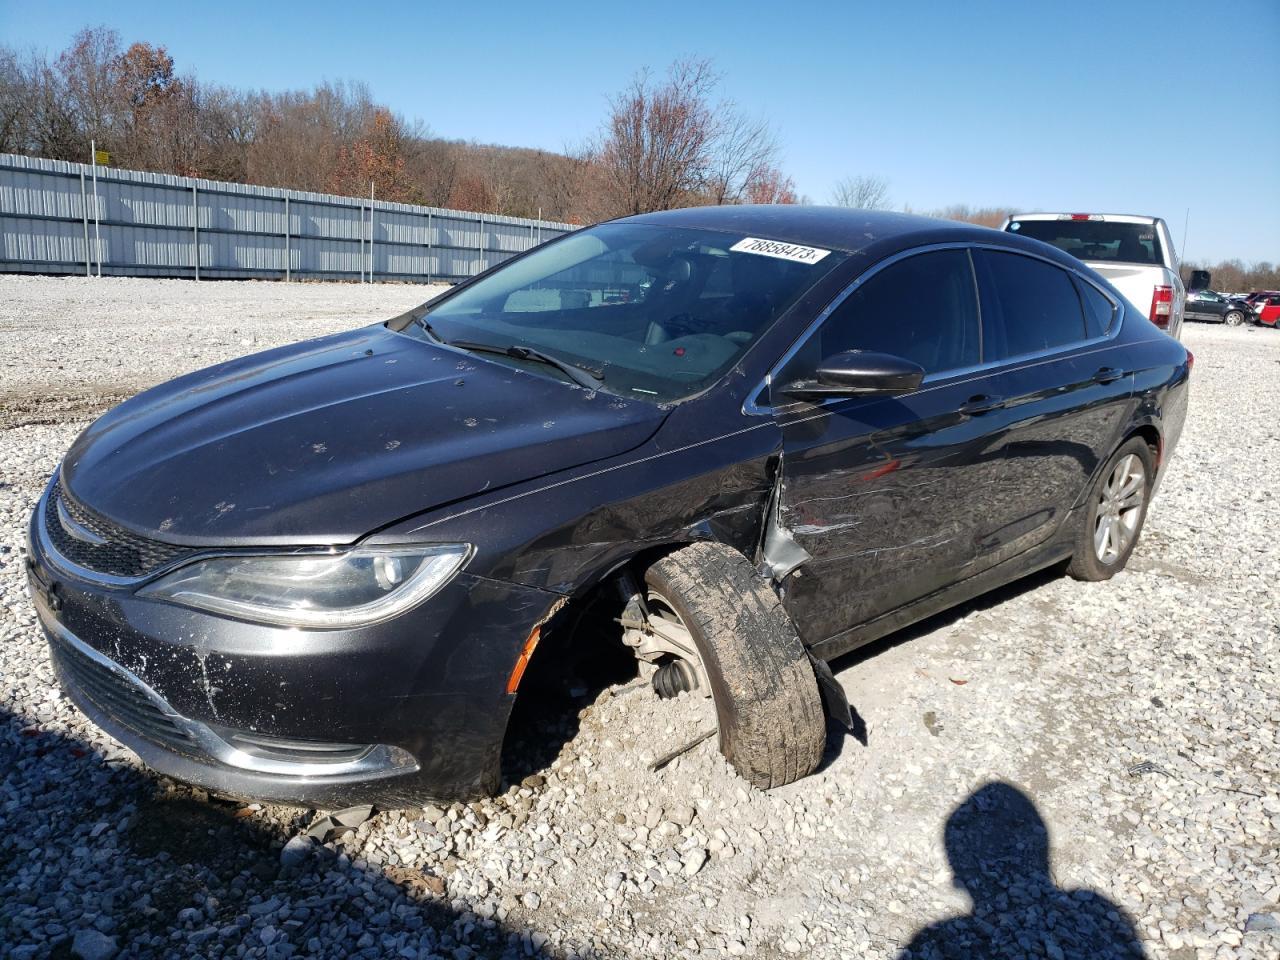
xmin=1093 ymin=367 xmax=1124 ymax=384
xmin=958 ymin=394 xmax=1005 ymax=416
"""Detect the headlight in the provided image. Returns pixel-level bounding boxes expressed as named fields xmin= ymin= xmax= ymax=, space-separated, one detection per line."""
xmin=137 ymin=544 xmax=470 ymax=628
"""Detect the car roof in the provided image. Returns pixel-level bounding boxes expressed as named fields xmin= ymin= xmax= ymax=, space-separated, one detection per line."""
xmin=623 ymin=205 xmax=1073 ymax=267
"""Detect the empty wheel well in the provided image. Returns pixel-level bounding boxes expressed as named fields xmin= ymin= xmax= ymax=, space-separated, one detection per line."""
xmin=502 ymin=542 xmax=708 ymax=704
xmin=1124 ymin=425 xmax=1162 ymax=467
xmin=498 ymin=545 xmax=703 ymax=788
xmin=515 ymin=541 xmax=719 ymax=687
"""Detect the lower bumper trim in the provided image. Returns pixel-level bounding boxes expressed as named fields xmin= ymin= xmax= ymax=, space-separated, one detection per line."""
xmin=41 ymin=612 xmax=420 ymax=797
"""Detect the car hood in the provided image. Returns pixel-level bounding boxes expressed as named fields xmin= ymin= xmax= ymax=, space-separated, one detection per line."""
xmin=61 ymin=326 xmax=667 ymax=545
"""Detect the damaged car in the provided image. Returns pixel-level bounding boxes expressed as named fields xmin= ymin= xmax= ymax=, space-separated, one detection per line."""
xmin=25 ymin=206 xmax=1191 ymax=807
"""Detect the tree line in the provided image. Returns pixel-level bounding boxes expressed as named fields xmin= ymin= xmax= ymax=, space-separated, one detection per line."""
xmin=1181 ymin=260 xmax=1280 ymax=294
xmin=0 ymin=30 xmax=806 ymax=223
xmin=15 ymin=21 xmax=1257 ymax=273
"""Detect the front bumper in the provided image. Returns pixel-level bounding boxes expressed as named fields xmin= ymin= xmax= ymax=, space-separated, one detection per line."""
xmin=26 ymin=485 xmax=561 ymax=807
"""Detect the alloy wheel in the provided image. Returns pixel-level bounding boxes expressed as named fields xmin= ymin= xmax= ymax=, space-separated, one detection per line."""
xmin=1094 ymin=454 xmax=1146 ymax=564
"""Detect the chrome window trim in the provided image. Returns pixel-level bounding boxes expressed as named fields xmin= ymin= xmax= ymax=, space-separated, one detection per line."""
xmin=744 ymin=240 xmax=1125 ymax=417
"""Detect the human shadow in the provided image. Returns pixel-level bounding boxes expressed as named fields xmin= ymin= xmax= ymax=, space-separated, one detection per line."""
xmin=897 ymin=782 xmax=1147 ymax=960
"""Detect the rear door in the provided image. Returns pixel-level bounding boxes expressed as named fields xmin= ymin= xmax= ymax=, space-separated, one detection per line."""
xmin=972 ymin=249 xmax=1134 ymax=559
xmin=770 ymin=248 xmax=1012 ymax=645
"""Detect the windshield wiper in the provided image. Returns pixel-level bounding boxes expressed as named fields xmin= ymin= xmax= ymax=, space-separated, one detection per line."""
xmin=415 ymin=315 xmax=445 ymax=343
xmin=447 ymin=340 xmax=604 ymax=390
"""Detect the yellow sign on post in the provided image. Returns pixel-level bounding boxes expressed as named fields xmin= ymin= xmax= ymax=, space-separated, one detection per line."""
xmin=94 ymin=150 xmax=110 ymax=165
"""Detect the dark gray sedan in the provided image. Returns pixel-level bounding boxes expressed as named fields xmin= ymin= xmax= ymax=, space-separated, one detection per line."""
xmin=26 ymin=206 xmax=1192 ymax=807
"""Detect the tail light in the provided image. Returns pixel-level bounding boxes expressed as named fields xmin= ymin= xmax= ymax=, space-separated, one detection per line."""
xmin=1186 ymin=350 xmax=1194 ymax=371
xmin=1149 ymin=285 xmax=1173 ymax=329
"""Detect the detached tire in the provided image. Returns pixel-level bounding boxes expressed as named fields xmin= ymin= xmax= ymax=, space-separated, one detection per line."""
xmin=644 ymin=542 xmax=825 ymax=788
xmin=1066 ymin=437 xmax=1154 ymax=582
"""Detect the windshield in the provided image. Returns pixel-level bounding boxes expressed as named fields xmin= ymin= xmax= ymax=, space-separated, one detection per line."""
xmin=1007 ymin=219 xmax=1163 ymax=266
xmin=412 ymin=222 xmax=848 ymax=402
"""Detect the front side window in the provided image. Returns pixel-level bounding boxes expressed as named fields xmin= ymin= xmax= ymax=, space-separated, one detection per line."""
xmin=978 ymin=251 xmax=1087 ymax=358
xmin=410 ymin=223 xmax=848 ymax=402
xmin=780 ymin=249 xmax=981 ymax=385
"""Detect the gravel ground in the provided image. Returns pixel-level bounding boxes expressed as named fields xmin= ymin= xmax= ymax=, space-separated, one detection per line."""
xmin=1 ymin=276 xmax=1277 ymax=960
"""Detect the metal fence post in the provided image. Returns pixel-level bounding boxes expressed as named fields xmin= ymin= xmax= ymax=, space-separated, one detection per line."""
xmin=89 ymin=141 xmax=102 ymax=277
xmin=477 ymin=214 xmax=484 ymax=276
xmin=369 ymin=182 xmax=375 ymax=284
xmin=191 ymin=184 xmax=200 ymax=280
xmin=284 ymin=195 xmax=291 ymax=281
xmin=358 ymin=201 xmax=364 ymax=283
xmin=79 ymin=170 xmax=90 ymax=277
xmin=426 ymin=211 xmax=433 ymax=285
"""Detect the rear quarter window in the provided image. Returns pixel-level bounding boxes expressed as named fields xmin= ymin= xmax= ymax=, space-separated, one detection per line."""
xmin=977 ymin=251 xmax=1088 ymax=359
xmin=1074 ymin=277 xmax=1117 ymax=338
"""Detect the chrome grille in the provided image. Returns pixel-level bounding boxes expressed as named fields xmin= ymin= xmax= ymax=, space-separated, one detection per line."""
xmin=44 ymin=479 xmax=189 ymax=578
xmin=48 ymin=630 xmax=194 ymax=751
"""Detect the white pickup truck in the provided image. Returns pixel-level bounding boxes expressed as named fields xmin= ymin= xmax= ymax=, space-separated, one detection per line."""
xmin=1000 ymin=213 xmax=1184 ymax=339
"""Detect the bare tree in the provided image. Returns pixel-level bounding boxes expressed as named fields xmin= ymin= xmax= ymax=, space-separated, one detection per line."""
xmin=56 ymin=27 xmax=123 ymax=150
xmin=405 ymin=137 xmax=459 ymax=207
xmin=0 ymin=46 xmax=27 ymax=152
xmin=744 ymin=166 xmax=798 ymax=205
xmin=832 ymin=174 xmax=890 ymax=210
xmin=705 ymin=109 xmax=778 ymax=205
xmin=1182 ymin=259 xmax=1279 ymax=292
xmin=926 ymin=204 xmax=1018 ymax=228
xmin=3 ymin=35 xmax=804 ymax=225
xmin=593 ymin=58 xmax=720 ymax=217
xmin=588 ymin=58 xmax=792 ymax=218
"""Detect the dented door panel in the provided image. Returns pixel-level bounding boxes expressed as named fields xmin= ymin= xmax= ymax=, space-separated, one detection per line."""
xmin=770 ymin=370 xmax=1010 ymax=646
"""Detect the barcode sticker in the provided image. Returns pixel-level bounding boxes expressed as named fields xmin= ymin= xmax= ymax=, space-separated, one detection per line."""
xmin=730 ymin=237 xmax=831 ymax=265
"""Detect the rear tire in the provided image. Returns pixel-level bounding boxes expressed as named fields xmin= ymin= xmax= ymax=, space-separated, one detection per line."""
xmin=644 ymin=543 xmax=825 ymax=789
xmin=1066 ymin=437 xmax=1154 ymax=582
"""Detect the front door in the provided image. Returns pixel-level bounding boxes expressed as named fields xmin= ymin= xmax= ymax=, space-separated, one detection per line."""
xmin=770 ymin=248 xmax=1013 ymax=647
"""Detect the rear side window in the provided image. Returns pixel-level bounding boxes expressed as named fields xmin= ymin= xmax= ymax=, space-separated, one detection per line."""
xmin=977 ymin=251 xmax=1087 ymax=358
xmin=1075 ymin=277 xmax=1117 ymax=338
xmin=798 ymin=249 xmax=981 ymax=376
xmin=1007 ymin=219 xmax=1163 ymax=266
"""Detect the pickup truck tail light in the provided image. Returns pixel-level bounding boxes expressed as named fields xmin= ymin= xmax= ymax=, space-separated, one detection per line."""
xmin=1149 ymin=285 xmax=1173 ymax=329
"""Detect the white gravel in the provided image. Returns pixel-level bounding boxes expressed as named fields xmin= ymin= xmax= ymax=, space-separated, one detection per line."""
xmin=1 ymin=276 xmax=1278 ymax=959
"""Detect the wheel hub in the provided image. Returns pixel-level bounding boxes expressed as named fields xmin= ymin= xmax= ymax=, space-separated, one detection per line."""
xmin=1094 ymin=453 xmax=1146 ymax=564
xmin=620 ymin=589 xmax=711 ymax=697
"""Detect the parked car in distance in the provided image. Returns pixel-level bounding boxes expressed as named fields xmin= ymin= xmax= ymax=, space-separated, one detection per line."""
xmin=1256 ymin=295 xmax=1280 ymax=327
xmin=1245 ymin=291 xmax=1280 ymax=320
xmin=26 ymin=207 xmax=1192 ymax=807
xmin=1184 ymin=289 xmax=1251 ymax=325
xmin=1001 ymin=213 xmax=1185 ymax=339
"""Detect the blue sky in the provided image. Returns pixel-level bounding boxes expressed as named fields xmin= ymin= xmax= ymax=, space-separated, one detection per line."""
xmin=3 ymin=0 xmax=1277 ymax=263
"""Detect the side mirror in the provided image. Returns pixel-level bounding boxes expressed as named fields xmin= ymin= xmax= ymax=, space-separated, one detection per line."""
xmin=780 ymin=350 xmax=925 ymax=399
